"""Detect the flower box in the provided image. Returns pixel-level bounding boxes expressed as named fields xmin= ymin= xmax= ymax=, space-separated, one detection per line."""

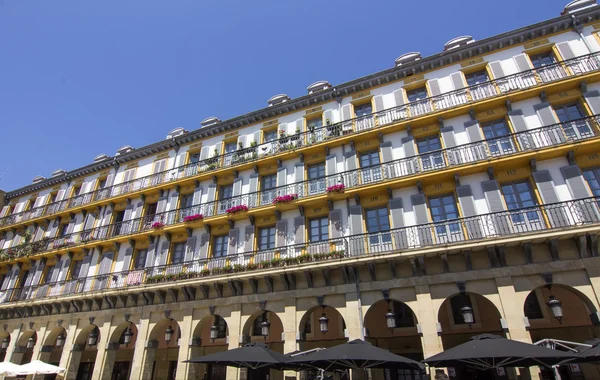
xmin=183 ymin=214 xmax=204 ymax=223
xmin=272 ymin=194 xmax=298 ymax=205
xmin=151 ymin=222 xmax=165 ymax=229
xmin=226 ymin=205 xmax=248 ymax=214
xmin=326 ymin=184 xmax=346 ymax=193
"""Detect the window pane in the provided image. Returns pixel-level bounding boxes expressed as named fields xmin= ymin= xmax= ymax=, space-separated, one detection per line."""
xmin=355 ymin=103 xmax=372 ymax=117
xmin=262 ymin=175 xmax=277 ymax=190
xmin=583 ymin=168 xmax=600 ymax=196
xmin=465 ymin=70 xmax=489 ymax=86
xmin=406 ymin=87 xmax=428 ymax=102
xmin=309 ymin=217 xmax=328 ymax=242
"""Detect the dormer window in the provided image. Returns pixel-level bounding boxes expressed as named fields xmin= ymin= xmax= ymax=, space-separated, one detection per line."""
xmin=406 ymin=87 xmax=428 ymax=102
xmin=530 ymin=52 xmax=556 ymax=68
xmin=465 ymin=70 xmax=490 ymax=86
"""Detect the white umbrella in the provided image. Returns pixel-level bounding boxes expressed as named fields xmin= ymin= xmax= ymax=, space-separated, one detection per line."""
xmin=0 ymin=361 xmax=21 ymax=376
xmin=14 ymin=360 xmax=66 ymax=375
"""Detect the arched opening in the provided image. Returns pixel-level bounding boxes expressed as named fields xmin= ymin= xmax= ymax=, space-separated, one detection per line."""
xmin=14 ymin=330 xmax=37 ymax=365
xmin=0 ymin=331 xmax=10 ymax=362
xmin=525 ymin=284 xmax=600 ymax=379
xmin=189 ymin=314 xmax=229 ymax=380
xmin=241 ymin=310 xmax=284 ymax=380
xmin=102 ymin=322 xmax=138 ymax=380
xmin=40 ymin=326 xmax=67 ymax=371
xmin=364 ymin=299 xmax=424 ymax=380
xmin=298 ymin=305 xmax=347 ymax=351
xmin=438 ymin=292 xmax=504 ymax=379
xmin=145 ymin=318 xmax=181 ymax=380
xmin=70 ymin=324 xmax=101 ymax=380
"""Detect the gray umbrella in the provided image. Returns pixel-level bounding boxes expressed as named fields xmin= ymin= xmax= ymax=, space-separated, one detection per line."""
xmin=185 ymin=342 xmax=291 ymax=370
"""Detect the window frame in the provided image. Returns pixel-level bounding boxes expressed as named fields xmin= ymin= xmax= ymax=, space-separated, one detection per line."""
xmin=212 ymin=235 xmax=229 ymax=258
xmin=258 ymin=226 xmax=276 ymax=250
xmin=309 ymin=217 xmax=329 ymax=242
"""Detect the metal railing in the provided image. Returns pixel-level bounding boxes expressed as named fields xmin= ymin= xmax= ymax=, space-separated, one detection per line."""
xmin=2 ymin=52 xmax=599 ymax=229
xmin=1 ymin=115 xmax=599 ymax=261
xmin=1 ymin=196 xmax=599 ymax=305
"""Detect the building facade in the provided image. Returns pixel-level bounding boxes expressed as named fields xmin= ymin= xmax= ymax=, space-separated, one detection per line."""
xmin=3 ymin=1 xmax=600 ymax=379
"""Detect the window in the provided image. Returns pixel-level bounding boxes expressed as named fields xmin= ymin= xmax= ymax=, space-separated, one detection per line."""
xmin=465 ymin=70 xmax=490 ymax=86
xmin=530 ymin=52 xmax=556 ymax=68
xmin=212 ymin=235 xmax=228 ymax=258
xmin=524 ymin=291 xmax=544 ymax=319
xmin=309 ymin=217 xmax=328 ymax=242
xmin=133 ymin=249 xmax=147 ymax=270
xmin=308 ymin=163 xmax=326 ymax=195
xmin=225 ymin=142 xmax=237 ymax=154
xmin=307 ymin=116 xmax=322 ymax=130
xmin=554 ymin=103 xmax=592 ymax=140
xmin=450 ymin=293 xmax=475 ymax=325
xmin=58 ymin=224 xmax=69 ymax=237
xmin=416 ymin=135 xmax=444 ymax=170
xmin=24 ymin=198 xmax=36 ymax=211
xmin=481 ymin=119 xmax=515 ymax=156
xmin=406 ymin=87 xmax=428 ymax=102
xmin=70 ymin=260 xmax=83 ymax=280
xmin=261 ymin=174 xmax=277 ymax=204
xmin=180 ymin=193 xmax=194 ymax=210
xmin=97 ymin=178 xmax=107 ymax=190
xmin=390 ymin=301 xmax=415 ymax=328
xmin=220 ymin=185 xmax=233 ymax=200
xmin=583 ymin=168 xmax=600 ymax=196
xmin=258 ymin=227 xmax=276 ymax=250
xmin=44 ymin=266 xmax=57 ymax=284
xmin=354 ymin=103 xmax=372 ymax=117
xmin=501 ymin=181 xmax=540 ymax=224
xmin=365 ymin=207 xmax=391 ymax=249
xmin=359 ymin=151 xmax=382 ymax=183
xmin=308 ymin=163 xmax=325 ymax=180
xmin=213 ymin=315 xmax=227 ymax=339
xmin=262 ymin=175 xmax=276 ymax=190
xmin=146 ymin=203 xmax=157 ymax=217
xmin=264 ymin=130 xmax=277 ymax=143
xmin=189 ymin=152 xmax=200 ymax=164
xmin=72 ymin=185 xmax=82 ymax=197
xmin=171 ymin=243 xmax=186 ymax=264
xmin=429 ymin=194 xmax=461 ymax=237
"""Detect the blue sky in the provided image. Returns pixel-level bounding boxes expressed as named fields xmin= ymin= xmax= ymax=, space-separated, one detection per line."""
xmin=0 ymin=0 xmax=573 ymax=192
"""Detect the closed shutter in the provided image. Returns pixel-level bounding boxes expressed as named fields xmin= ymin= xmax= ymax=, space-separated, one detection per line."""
xmin=123 ymin=205 xmax=134 ymax=222
xmin=345 ymin=150 xmax=357 ymax=170
xmin=0 ymin=206 xmax=10 ymax=217
xmin=98 ymin=252 xmax=114 ymax=275
xmin=440 ymin=126 xmax=459 ymax=165
xmin=380 ymin=141 xmax=396 ymax=179
xmin=481 ymin=180 xmax=512 ymax=235
xmin=325 ymin=155 xmax=337 ymax=187
xmin=31 ymin=260 xmax=46 ymax=286
xmin=428 ymin=79 xmax=442 ymax=96
xmin=83 ymin=213 xmax=97 ymax=231
xmin=329 ymin=210 xmax=343 ymax=239
xmin=583 ymin=90 xmax=600 ymax=115
xmin=102 ymin=205 xmax=113 ymax=227
xmin=57 ymin=255 xmax=72 ymax=282
xmin=275 ymin=220 xmax=287 ymax=248
xmin=1 ymin=265 xmax=18 ymax=290
xmin=465 ymin=120 xmax=484 ymax=142
xmin=341 ymin=105 xmax=352 ymax=121
xmin=534 ymin=102 xmax=559 ymax=126
xmin=411 ymin=194 xmax=433 ymax=246
xmin=79 ymin=252 xmax=93 ymax=278
xmin=488 ymin=61 xmax=505 ymax=79
xmin=49 ymin=263 xmax=61 ymax=283
xmin=145 ymin=244 xmax=156 ymax=268
xmin=206 ymin=184 xmax=217 ymax=203
xmin=513 ymin=54 xmax=534 ymax=72
xmin=153 ymin=159 xmax=167 ymax=174
xmin=33 ymin=225 xmax=45 ymax=241
xmin=214 ymin=142 xmax=223 ymax=158
xmin=294 ymin=217 xmax=305 ymax=244
xmin=122 ymin=248 xmax=134 ymax=271
xmin=373 ymin=96 xmax=384 ymax=112
xmin=23 ymin=265 xmax=36 ymax=287
xmin=192 ymin=186 xmax=203 ymax=206
xmin=388 ymin=198 xmax=408 ymax=249
xmin=323 ymin=110 xmax=333 ymax=125
xmin=105 ymin=173 xmax=115 ymax=187
xmin=200 ymin=146 xmax=210 ymax=160
xmin=184 ymin=237 xmax=197 ymax=262
xmin=65 ymin=219 xmax=76 ymax=235
xmin=232 ymin=178 xmax=242 ymax=197
xmin=456 ymin=185 xmax=484 ymax=239
xmin=228 ymin=229 xmax=239 ymax=256
xmin=560 ymin=165 xmax=600 ymax=223
xmin=168 ymin=191 xmax=179 ymax=212
xmin=156 ymin=196 xmax=168 ymax=215
xmin=252 ymin=131 xmax=261 ymax=146
xmin=295 ymin=163 xmax=305 ymax=196
xmin=276 ymin=167 xmax=287 ymax=189
xmin=555 ymin=41 xmax=576 ymax=60
xmin=450 ymin=72 xmax=466 ymax=90
xmin=249 ymin=174 xmax=259 ymax=193
xmin=198 ymin=234 xmax=210 ymax=259
xmin=532 ymin=171 xmax=569 ymax=227
xmin=507 ymin=109 xmax=534 ymax=150
xmin=157 ymin=241 xmax=170 ymax=266
xmin=349 ymin=205 xmax=364 ymax=235
xmin=244 ymin=225 xmax=255 ymax=252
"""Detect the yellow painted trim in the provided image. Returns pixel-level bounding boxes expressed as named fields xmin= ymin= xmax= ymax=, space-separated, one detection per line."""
xmin=547 ymin=89 xmax=582 ymax=105
xmin=255 ymin=215 xmax=277 ymax=227
xmin=411 ymin=124 xmax=440 ymax=139
xmin=304 ymin=204 xmax=328 ymax=218
xmin=403 ymin=79 xmax=428 ymax=92
xmin=423 ymin=181 xmax=455 ymax=197
xmin=476 ymin=107 xmax=507 ymax=123
xmin=360 ymin=191 xmax=389 ymax=208
xmin=576 ymin=152 xmax=600 ymax=168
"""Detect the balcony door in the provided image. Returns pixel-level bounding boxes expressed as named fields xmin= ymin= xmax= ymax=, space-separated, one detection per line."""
xmin=365 ymin=207 xmax=392 ymax=253
xmin=428 ymin=194 xmax=463 ymax=244
xmin=417 ymin=135 xmax=445 ymax=171
xmin=481 ymin=119 xmax=516 ymax=157
xmin=308 ymin=164 xmax=326 ymax=195
xmin=501 ymin=181 xmax=544 ymax=232
xmin=554 ymin=103 xmax=592 ymax=141
xmin=359 ymin=151 xmax=382 ymax=185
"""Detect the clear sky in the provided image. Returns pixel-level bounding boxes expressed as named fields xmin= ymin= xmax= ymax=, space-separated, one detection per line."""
xmin=0 ymin=0 xmax=575 ymax=192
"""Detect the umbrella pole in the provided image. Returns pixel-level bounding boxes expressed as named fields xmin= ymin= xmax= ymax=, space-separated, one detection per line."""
xmin=553 ymin=365 xmax=562 ymax=380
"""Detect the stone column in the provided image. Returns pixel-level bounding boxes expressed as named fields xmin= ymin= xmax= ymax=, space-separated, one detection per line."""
xmin=226 ymin=305 xmax=242 ymax=380
xmin=99 ymin=350 xmax=117 ymax=380
xmin=175 ymin=309 xmax=194 ymax=380
xmin=128 ymin=317 xmax=151 ymax=380
xmin=5 ymin=324 xmax=23 ymax=363
xmin=31 ymin=322 xmax=49 ymax=362
xmin=585 ymin=266 xmax=600 ymax=308
xmin=415 ymin=284 xmax=444 ymax=380
xmin=282 ymin=300 xmax=298 ymax=380
xmin=344 ymin=291 xmax=364 ymax=340
xmin=91 ymin=319 xmax=114 ymax=380
xmin=495 ymin=277 xmax=539 ymax=380
xmin=59 ymin=321 xmax=80 ymax=380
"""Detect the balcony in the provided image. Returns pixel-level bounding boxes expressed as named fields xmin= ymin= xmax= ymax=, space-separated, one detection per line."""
xmin=1 ymin=196 xmax=599 ymax=306
xmin=2 ymin=53 xmax=600 ymax=230
xmin=1 ymin=115 xmax=599 ymax=262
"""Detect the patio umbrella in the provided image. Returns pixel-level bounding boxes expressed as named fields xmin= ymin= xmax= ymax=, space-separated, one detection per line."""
xmin=286 ymin=339 xmax=424 ymax=371
xmin=13 ymin=360 xmax=66 ymax=375
xmin=0 ymin=361 xmax=22 ymax=376
xmin=185 ymin=342 xmax=292 ymax=370
xmin=424 ymin=334 xmax=578 ymax=370
xmin=572 ymin=339 xmax=600 ymax=362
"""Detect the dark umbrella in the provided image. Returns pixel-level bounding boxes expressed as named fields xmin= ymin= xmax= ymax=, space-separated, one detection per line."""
xmin=572 ymin=339 xmax=600 ymax=362
xmin=185 ymin=342 xmax=291 ymax=370
xmin=286 ymin=339 xmax=424 ymax=371
xmin=424 ymin=334 xmax=578 ymax=370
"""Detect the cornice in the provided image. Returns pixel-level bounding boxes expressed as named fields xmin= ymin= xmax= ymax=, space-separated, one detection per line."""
xmin=6 ymin=6 xmax=600 ymax=200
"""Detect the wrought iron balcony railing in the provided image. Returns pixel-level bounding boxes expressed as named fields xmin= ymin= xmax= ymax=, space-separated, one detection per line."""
xmin=1 ymin=196 xmax=599 ymax=305
xmin=2 ymin=52 xmax=600 ymax=229
xmin=1 ymin=114 xmax=599 ymax=260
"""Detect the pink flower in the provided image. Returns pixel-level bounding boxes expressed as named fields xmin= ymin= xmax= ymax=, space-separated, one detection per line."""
xmin=326 ymin=184 xmax=346 ymax=193
xmin=151 ymin=222 xmax=165 ymax=229
xmin=226 ymin=205 xmax=249 ymax=214
xmin=272 ymin=194 xmax=298 ymax=204
xmin=183 ymin=214 xmax=204 ymax=222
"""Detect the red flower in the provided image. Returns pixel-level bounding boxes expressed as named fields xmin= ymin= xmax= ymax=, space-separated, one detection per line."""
xmin=272 ymin=194 xmax=298 ymax=204
xmin=226 ymin=205 xmax=249 ymax=214
xmin=151 ymin=222 xmax=165 ymax=229
xmin=183 ymin=214 xmax=204 ymax=222
xmin=326 ymin=184 xmax=346 ymax=193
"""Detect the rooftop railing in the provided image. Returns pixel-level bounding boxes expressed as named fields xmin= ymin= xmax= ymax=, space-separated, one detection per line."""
xmin=2 ymin=52 xmax=599 ymax=229
xmin=1 ymin=195 xmax=599 ymax=305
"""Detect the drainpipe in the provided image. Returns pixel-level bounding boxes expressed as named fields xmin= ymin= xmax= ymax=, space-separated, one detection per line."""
xmin=572 ymin=15 xmax=596 ymax=53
